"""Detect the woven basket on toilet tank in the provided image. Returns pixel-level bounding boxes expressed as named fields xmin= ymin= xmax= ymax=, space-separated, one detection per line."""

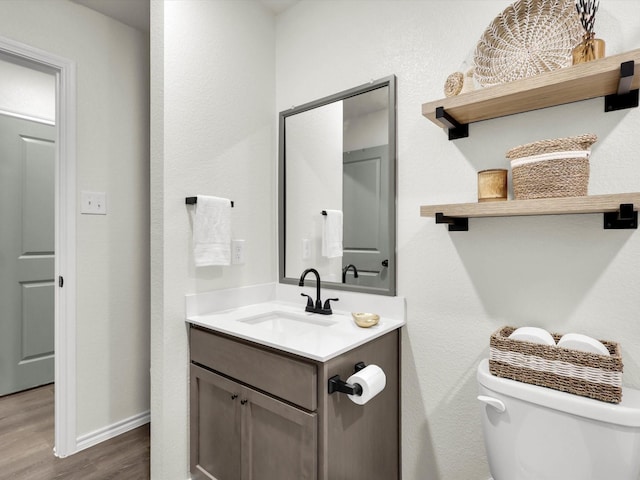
xmin=489 ymin=326 xmax=623 ymax=403
xmin=506 ymin=134 xmax=597 ymax=200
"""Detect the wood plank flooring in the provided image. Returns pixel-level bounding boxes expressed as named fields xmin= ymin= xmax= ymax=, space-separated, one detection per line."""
xmin=0 ymin=384 xmax=150 ymax=480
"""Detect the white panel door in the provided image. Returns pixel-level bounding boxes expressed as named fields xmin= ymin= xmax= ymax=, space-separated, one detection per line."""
xmin=342 ymin=145 xmax=390 ymax=289
xmin=0 ymin=114 xmax=55 ymax=397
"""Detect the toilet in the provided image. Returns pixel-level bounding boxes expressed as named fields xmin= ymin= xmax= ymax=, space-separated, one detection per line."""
xmin=477 ymin=359 xmax=640 ymax=480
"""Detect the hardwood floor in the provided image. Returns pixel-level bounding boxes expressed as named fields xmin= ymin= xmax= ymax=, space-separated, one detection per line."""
xmin=0 ymin=384 xmax=150 ymax=480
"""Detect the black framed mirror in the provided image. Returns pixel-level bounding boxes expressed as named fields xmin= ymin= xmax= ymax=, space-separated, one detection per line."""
xmin=278 ymin=75 xmax=396 ymax=296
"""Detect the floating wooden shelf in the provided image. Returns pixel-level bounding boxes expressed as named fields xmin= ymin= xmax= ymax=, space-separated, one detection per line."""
xmin=422 ymin=49 xmax=640 ymax=139
xmin=420 ymin=193 xmax=640 ymax=231
xmin=420 ymin=50 xmax=640 ymax=229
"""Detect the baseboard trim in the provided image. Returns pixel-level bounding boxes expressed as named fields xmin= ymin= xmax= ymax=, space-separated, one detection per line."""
xmin=75 ymin=410 xmax=150 ymax=453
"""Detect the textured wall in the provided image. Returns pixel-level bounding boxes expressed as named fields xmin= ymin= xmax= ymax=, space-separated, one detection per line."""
xmin=276 ymin=1 xmax=640 ymax=479
xmin=0 ymin=0 xmax=150 ymax=440
xmin=151 ymin=1 xmax=276 ymax=478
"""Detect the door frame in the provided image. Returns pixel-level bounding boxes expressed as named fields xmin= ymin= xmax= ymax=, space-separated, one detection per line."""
xmin=0 ymin=35 xmax=77 ymax=457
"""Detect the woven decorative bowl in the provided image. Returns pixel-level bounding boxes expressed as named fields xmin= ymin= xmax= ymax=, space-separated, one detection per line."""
xmin=474 ymin=0 xmax=583 ymax=87
xmin=490 ymin=326 xmax=623 ymax=403
xmin=506 ymin=134 xmax=597 ymax=200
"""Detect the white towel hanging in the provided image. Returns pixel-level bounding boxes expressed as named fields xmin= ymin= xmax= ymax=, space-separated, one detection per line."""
xmin=193 ymin=195 xmax=232 ymax=266
xmin=322 ymin=209 xmax=343 ymax=258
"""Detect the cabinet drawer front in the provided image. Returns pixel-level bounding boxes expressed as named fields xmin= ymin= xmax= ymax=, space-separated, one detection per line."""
xmin=191 ymin=327 xmax=317 ymax=411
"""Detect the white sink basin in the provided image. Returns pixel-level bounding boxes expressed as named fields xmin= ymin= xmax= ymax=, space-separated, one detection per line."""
xmin=186 ymin=297 xmax=405 ymax=361
xmin=238 ymin=311 xmax=338 ymax=334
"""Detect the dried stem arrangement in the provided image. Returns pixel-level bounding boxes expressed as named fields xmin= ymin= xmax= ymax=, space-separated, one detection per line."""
xmin=573 ymin=0 xmax=604 ymax=63
xmin=575 ymin=0 xmax=600 ymax=35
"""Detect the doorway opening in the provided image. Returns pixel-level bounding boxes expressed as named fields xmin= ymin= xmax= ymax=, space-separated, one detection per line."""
xmin=0 ymin=35 xmax=77 ymax=458
xmin=0 ymin=53 xmax=56 ymax=397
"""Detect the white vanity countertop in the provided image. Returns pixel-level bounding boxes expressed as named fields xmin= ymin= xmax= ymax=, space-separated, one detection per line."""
xmin=187 ymin=299 xmax=405 ymax=362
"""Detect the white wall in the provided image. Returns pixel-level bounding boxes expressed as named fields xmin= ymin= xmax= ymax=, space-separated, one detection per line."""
xmin=285 ymin=101 xmax=343 ymax=280
xmin=0 ymin=0 xmax=150 ymax=443
xmin=0 ymin=55 xmax=55 ymax=123
xmin=150 ymin=1 xmax=276 ymax=478
xmin=343 ymin=107 xmax=387 ymax=152
xmin=276 ymin=1 xmax=640 ymax=479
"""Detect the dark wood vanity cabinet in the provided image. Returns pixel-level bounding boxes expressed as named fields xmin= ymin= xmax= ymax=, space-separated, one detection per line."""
xmin=191 ymin=365 xmax=317 ymax=479
xmin=189 ymin=325 xmax=400 ymax=480
xmin=190 ymin=327 xmax=318 ymax=480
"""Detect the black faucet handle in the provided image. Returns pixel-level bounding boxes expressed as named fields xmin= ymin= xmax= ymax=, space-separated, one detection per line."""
xmin=323 ymin=298 xmax=339 ymax=311
xmin=300 ymin=293 xmax=314 ymax=308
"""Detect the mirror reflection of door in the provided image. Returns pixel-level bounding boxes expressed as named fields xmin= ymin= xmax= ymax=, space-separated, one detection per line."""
xmin=0 ymin=56 xmax=56 ymax=397
xmin=341 ymin=87 xmax=389 ymax=290
xmin=343 ymin=145 xmax=389 ymax=290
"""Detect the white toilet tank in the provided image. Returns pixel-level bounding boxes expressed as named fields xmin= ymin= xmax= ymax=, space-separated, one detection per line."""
xmin=477 ymin=359 xmax=640 ymax=480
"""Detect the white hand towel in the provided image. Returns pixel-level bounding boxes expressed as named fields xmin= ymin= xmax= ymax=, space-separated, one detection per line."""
xmin=322 ymin=209 xmax=343 ymax=258
xmin=193 ymin=195 xmax=231 ymax=266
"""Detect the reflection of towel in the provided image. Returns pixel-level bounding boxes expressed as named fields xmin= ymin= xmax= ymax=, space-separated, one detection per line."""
xmin=322 ymin=209 xmax=343 ymax=258
xmin=193 ymin=195 xmax=231 ymax=266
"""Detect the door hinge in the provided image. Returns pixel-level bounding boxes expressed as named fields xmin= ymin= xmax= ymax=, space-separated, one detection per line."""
xmin=58 ymin=276 xmax=64 ymax=287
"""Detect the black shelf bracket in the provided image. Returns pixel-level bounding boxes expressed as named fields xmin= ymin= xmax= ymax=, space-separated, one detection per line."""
xmin=605 ymin=61 xmax=639 ymax=112
xmin=604 ymin=203 xmax=637 ymax=229
xmin=435 ymin=106 xmax=469 ymax=140
xmin=435 ymin=212 xmax=469 ymax=231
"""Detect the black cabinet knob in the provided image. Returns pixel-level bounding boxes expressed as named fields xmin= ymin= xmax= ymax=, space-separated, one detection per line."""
xmin=231 ymin=394 xmax=238 ymax=400
xmin=240 ymin=399 xmax=248 ymax=405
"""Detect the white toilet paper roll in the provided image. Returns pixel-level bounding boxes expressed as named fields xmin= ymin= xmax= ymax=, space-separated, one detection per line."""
xmin=346 ymin=365 xmax=386 ymax=405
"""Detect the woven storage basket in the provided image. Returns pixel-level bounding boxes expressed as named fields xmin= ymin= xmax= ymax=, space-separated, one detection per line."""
xmin=506 ymin=134 xmax=597 ymax=200
xmin=489 ymin=326 xmax=623 ymax=403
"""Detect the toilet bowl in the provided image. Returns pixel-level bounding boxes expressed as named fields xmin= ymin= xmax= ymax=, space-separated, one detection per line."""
xmin=477 ymin=359 xmax=640 ymax=480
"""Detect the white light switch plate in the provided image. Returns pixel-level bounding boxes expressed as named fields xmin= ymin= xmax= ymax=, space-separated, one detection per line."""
xmin=302 ymin=238 xmax=311 ymax=259
xmin=81 ymin=191 xmax=107 ymax=215
xmin=232 ymin=239 xmax=245 ymax=265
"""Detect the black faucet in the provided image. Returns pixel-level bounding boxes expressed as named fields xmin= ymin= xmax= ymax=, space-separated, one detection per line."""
xmin=298 ymin=268 xmax=338 ymax=315
xmin=342 ymin=264 xmax=359 ymax=283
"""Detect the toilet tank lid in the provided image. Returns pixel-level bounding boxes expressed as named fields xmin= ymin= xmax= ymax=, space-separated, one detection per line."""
xmin=477 ymin=359 xmax=640 ymax=427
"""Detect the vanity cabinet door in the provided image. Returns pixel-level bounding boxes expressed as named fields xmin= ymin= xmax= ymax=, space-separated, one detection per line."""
xmin=191 ymin=364 xmax=242 ymax=480
xmin=243 ymin=384 xmax=317 ymax=480
xmin=191 ymin=363 xmax=318 ymax=480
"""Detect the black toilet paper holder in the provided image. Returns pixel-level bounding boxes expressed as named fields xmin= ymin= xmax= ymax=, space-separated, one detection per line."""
xmin=328 ymin=361 xmax=367 ymax=396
